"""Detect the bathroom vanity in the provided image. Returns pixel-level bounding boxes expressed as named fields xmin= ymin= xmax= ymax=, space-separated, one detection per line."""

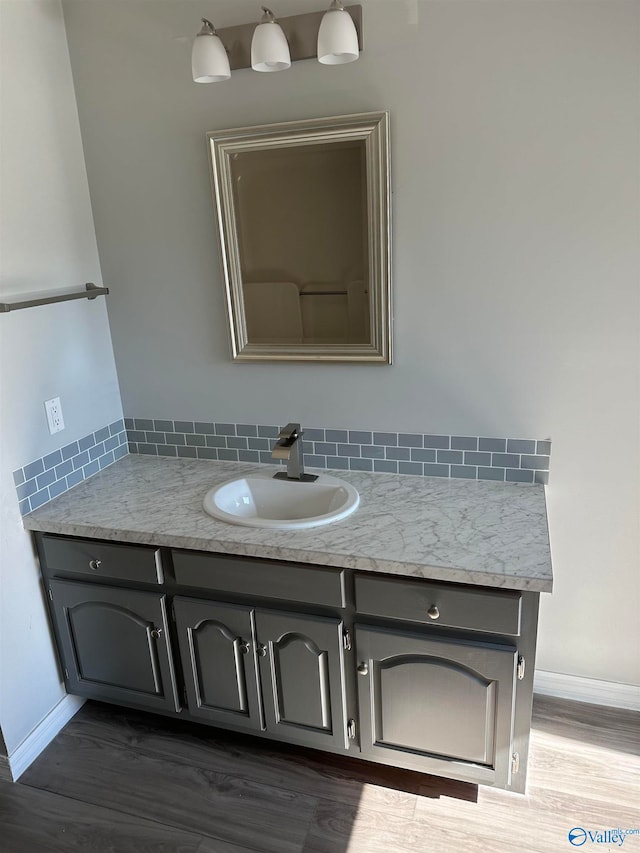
xmin=24 ymin=455 xmax=552 ymax=795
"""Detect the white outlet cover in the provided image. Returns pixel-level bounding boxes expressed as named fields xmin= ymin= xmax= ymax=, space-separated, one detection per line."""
xmin=45 ymin=397 xmax=65 ymax=434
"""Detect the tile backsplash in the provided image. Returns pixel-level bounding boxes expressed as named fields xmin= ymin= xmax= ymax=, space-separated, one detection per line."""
xmin=13 ymin=420 xmax=128 ymax=515
xmin=125 ymin=418 xmax=551 ymax=485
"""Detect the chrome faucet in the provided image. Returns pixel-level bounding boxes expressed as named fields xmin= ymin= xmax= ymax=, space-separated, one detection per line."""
xmin=271 ymin=423 xmax=318 ymax=482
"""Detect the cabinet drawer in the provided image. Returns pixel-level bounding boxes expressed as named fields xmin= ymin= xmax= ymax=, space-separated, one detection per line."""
xmin=172 ymin=550 xmax=345 ymax=608
xmin=39 ymin=535 xmax=162 ymax=585
xmin=355 ymin=574 xmax=521 ymax=635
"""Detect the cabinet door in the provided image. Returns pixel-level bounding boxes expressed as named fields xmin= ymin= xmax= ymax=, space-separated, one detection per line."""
xmin=355 ymin=625 xmax=517 ymax=787
xmin=255 ymin=610 xmax=349 ymax=751
xmin=173 ymin=597 xmax=263 ymax=731
xmin=49 ymin=579 xmax=179 ymax=712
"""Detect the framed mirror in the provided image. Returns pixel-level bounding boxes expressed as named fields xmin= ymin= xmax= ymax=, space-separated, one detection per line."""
xmin=207 ymin=111 xmax=391 ymax=362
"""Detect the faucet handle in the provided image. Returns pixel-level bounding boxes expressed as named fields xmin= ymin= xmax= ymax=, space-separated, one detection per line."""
xmin=279 ymin=422 xmax=301 ymax=440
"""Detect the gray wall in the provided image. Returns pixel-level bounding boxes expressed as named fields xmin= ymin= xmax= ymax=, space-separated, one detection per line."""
xmin=63 ymin=1 xmax=639 ymax=687
xmin=0 ymin=0 xmax=123 ymax=757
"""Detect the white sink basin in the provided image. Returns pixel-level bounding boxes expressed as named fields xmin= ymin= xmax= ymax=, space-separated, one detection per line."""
xmin=203 ymin=470 xmax=360 ymax=530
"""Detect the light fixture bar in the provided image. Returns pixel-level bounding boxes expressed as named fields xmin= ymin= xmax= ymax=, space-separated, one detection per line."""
xmin=212 ymin=4 xmax=362 ymax=72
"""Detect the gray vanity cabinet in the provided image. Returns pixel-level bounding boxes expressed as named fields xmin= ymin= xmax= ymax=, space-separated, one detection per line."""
xmin=173 ymin=597 xmax=263 ymax=732
xmin=48 ymin=579 xmax=179 ymax=712
xmin=255 ymin=610 xmax=349 ymax=751
xmin=354 ymin=625 xmax=517 ymax=787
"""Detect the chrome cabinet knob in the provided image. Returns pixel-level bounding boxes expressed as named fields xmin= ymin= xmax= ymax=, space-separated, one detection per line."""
xmin=88 ymin=559 xmax=102 ymax=570
xmin=150 ymin=628 xmax=162 ymax=639
xmin=256 ymin=643 xmax=267 ymax=657
xmin=357 ymin=662 xmax=369 ymax=676
xmin=239 ymin=640 xmax=250 ymax=654
xmin=427 ymin=605 xmax=440 ymax=620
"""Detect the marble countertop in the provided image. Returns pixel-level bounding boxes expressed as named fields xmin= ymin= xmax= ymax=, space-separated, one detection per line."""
xmin=23 ymin=455 xmax=553 ymax=593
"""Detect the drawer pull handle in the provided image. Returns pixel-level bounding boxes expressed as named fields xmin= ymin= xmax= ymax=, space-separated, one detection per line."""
xmin=150 ymin=628 xmax=162 ymax=639
xmin=357 ymin=662 xmax=369 ymax=676
xmin=257 ymin=643 xmax=267 ymax=657
xmin=239 ymin=640 xmax=250 ymax=654
xmin=427 ymin=605 xmax=440 ymax=620
xmin=88 ymin=559 xmax=102 ymax=571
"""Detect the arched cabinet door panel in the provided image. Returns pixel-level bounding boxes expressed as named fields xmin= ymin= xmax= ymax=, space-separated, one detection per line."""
xmin=49 ymin=579 xmax=178 ymax=712
xmin=355 ymin=625 xmax=517 ymax=787
xmin=255 ymin=610 xmax=348 ymax=751
xmin=173 ymin=597 xmax=263 ymax=731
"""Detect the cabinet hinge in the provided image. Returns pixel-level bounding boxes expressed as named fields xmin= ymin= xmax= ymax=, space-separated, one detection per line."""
xmin=347 ymin=719 xmax=357 ymax=740
xmin=342 ymin=628 xmax=352 ymax=651
xmin=511 ymin=752 xmax=520 ymax=775
xmin=170 ymin=604 xmax=176 ymax=623
xmin=48 ymin=588 xmax=53 ymax=601
xmin=64 ymin=668 xmax=69 ymax=680
xmin=182 ymin=686 xmax=188 ymax=707
xmin=517 ymin=656 xmax=526 ymax=680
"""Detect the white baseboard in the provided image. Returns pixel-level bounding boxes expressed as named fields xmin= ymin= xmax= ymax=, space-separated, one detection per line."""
xmin=534 ymin=670 xmax=640 ymax=711
xmin=8 ymin=695 xmax=85 ymax=780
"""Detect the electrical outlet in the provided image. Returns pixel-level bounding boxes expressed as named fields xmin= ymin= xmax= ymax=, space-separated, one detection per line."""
xmin=44 ymin=397 xmax=65 ymax=435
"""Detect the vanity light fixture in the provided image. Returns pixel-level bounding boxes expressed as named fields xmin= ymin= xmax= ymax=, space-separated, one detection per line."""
xmin=251 ymin=7 xmax=291 ymax=73
xmin=317 ymin=0 xmax=360 ymax=65
xmin=191 ymin=4 xmax=362 ymax=82
xmin=192 ymin=18 xmax=231 ymax=82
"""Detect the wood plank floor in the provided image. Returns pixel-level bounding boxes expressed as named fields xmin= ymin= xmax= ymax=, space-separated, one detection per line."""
xmin=1 ymin=696 xmax=638 ymax=852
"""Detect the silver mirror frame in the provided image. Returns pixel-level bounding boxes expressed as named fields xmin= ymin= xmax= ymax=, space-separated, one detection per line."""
xmin=207 ymin=111 xmax=391 ymax=362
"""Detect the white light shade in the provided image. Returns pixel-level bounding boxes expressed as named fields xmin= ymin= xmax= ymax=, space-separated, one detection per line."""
xmin=317 ymin=7 xmax=359 ymax=65
xmin=192 ymin=25 xmax=230 ymax=82
xmin=251 ymin=22 xmax=291 ymax=72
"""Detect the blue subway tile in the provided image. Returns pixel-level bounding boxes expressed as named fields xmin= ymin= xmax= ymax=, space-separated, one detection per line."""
xmin=178 ymin=446 xmax=198 ymax=458
xmin=437 ymin=450 xmax=463 ymax=464
xmin=424 ymin=435 xmax=450 ymax=450
xmin=43 ymin=450 xmax=63 ymax=470
xmin=197 ymin=448 xmax=218 ymax=460
xmin=534 ymin=471 xmax=549 ymax=485
xmin=186 ymin=434 xmax=206 ymax=447
xmin=109 ymin=419 xmax=125 ymax=435
xmin=338 ymin=443 xmax=359 ymax=457
xmin=248 ymin=437 xmax=269 ymax=451
xmin=478 ymin=467 xmax=505 ymax=481
xmin=157 ymin=445 xmax=177 ymax=457
xmin=215 ymin=423 xmax=235 ymax=436
xmin=205 ymin=435 xmax=226 ymax=448
xmin=19 ymin=499 xmax=31 ymax=515
xmin=127 ymin=430 xmax=146 ymax=443
xmin=194 ymin=422 xmax=216 ymax=434
xmin=304 ymin=455 xmax=327 ymax=468
xmin=349 ymin=458 xmax=373 ymax=471
xmin=17 ymin=479 xmax=38 ymax=500
xmin=95 ymin=426 xmax=110 ymax=444
xmin=49 ymin=479 xmax=68 ymax=499
xmin=492 ymin=453 xmax=520 ymax=468
xmin=153 ymin=419 xmax=174 ymax=432
xmin=99 ymin=451 xmax=116 ymax=469
xmin=326 ymin=456 xmax=349 ymax=470
xmin=37 ymin=469 xmax=57 ymax=489
xmin=175 ymin=420 xmax=195 ymax=433
xmin=451 ymin=436 xmax=478 ymax=451
xmin=13 ymin=468 xmax=25 ymax=487
xmin=238 ymin=449 xmax=260 ymax=463
xmin=24 ymin=459 xmax=44 ymax=481
xmin=66 ymin=469 xmax=84 ymax=488
xmin=424 ymin=463 xmax=450 ymax=478
xmin=227 ymin=436 xmax=248 ymax=450
xmin=374 ymin=460 xmax=398 ymax=473
xmin=128 ymin=442 xmax=138 ymax=454
xmin=134 ymin=418 xmax=154 ymax=431
xmin=411 ymin=448 xmax=436 ymax=463
xmin=374 ymin=432 xmax=397 ymax=446
xmin=349 ymin=430 xmax=372 ymax=444
xmin=326 ymin=429 xmax=348 ymax=442
xmin=114 ymin=444 xmax=128 ymax=461
xmin=218 ymin=449 xmax=238 ymax=461
xmin=479 ymin=437 xmax=506 ymax=453
xmin=119 ymin=432 xmax=128 ymax=445
xmin=73 ymin=451 xmax=90 ymax=469
xmin=316 ymin=442 xmax=337 ymax=456
xmin=361 ymin=445 xmax=385 ymax=459
xmin=259 ymin=451 xmax=279 ymax=464
xmin=537 ymin=440 xmax=552 ymax=456
xmin=521 ymin=455 xmax=550 ymax=471
xmin=398 ymin=433 xmax=422 ymax=448
xmin=104 ymin=435 xmax=120 ymax=453
xmin=386 ymin=447 xmax=410 ymax=461
xmin=506 ymin=468 xmax=534 ymax=483
xmin=89 ymin=442 xmax=105 ymax=461
xmin=507 ymin=439 xmax=536 ymax=454
xmin=464 ymin=451 xmax=491 ymax=466
xmin=138 ymin=444 xmax=158 ymax=455
xmin=399 ymin=461 xmax=423 ymax=476
xmin=78 ymin=434 xmax=95 ymax=452
xmin=61 ymin=441 xmax=79 ymax=460
xmin=302 ymin=441 xmax=314 ymax=454
xmin=83 ymin=460 xmax=100 ymax=477
xmin=145 ymin=432 xmax=166 ymax=444
xmin=237 ymin=424 xmax=258 ymax=437
xmin=451 ymin=465 xmax=477 ymax=480
xmin=258 ymin=425 xmax=279 ymax=438
xmin=305 ymin=428 xmax=325 ymax=441
xmin=30 ymin=488 xmax=50 ymax=510
xmin=165 ymin=433 xmax=186 ymax=445
xmin=124 ymin=418 xmax=135 ymax=429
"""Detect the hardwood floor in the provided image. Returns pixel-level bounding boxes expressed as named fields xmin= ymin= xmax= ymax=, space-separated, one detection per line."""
xmin=1 ymin=696 xmax=638 ymax=852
